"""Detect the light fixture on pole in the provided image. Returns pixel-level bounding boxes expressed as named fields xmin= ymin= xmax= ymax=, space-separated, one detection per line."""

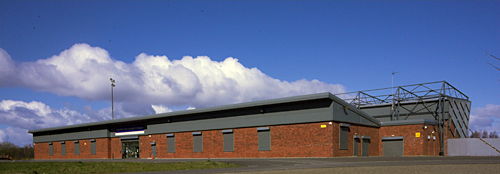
xmin=391 ymin=71 xmax=399 ymax=121
xmin=110 ymin=78 xmax=115 ymax=120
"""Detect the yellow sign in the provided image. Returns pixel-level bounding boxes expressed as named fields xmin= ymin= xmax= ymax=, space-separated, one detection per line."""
xmin=415 ymin=132 xmax=421 ymax=137
xmin=321 ymin=125 xmax=327 ymax=128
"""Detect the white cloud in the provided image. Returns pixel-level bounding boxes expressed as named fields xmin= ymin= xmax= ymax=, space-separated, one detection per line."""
xmin=0 ymin=44 xmax=346 ymax=109
xmin=0 ymin=99 xmax=145 ymax=146
xmin=469 ymin=104 xmax=500 ymax=134
xmin=0 ymin=48 xmax=15 ymax=86
xmin=473 ymin=104 xmax=500 ymax=118
xmin=0 ymin=129 xmax=5 ymax=143
xmin=151 ymin=105 xmax=173 ymax=114
xmin=0 ymin=127 xmax=32 ymax=146
xmin=0 ymin=100 xmax=100 ymax=130
xmin=0 ymin=43 xmax=349 ymax=146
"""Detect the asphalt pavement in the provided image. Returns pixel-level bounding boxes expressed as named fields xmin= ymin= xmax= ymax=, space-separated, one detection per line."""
xmin=3 ymin=156 xmax=500 ymax=174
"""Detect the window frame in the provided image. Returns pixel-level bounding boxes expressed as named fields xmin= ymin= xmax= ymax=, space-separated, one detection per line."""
xmin=90 ymin=139 xmax=96 ymax=155
xmin=49 ymin=142 xmax=53 ymax=156
xmin=192 ymin=132 xmax=203 ymax=152
xmin=257 ymin=127 xmax=271 ymax=151
xmin=74 ymin=141 xmax=80 ymax=155
xmin=166 ymin=134 xmax=175 ymax=153
xmin=339 ymin=123 xmax=350 ymax=150
xmin=61 ymin=141 xmax=66 ymax=155
xmin=222 ymin=129 xmax=234 ymax=152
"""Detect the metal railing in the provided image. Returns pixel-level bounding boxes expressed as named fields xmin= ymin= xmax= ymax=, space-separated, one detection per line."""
xmin=333 ymin=81 xmax=468 ymax=108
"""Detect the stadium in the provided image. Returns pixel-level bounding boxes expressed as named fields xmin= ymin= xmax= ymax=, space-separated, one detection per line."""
xmin=29 ymin=81 xmax=470 ymax=159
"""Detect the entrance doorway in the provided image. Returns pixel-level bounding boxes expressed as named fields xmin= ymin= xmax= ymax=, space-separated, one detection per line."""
xmin=382 ymin=137 xmax=404 ymax=156
xmin=122 ymin=141 xmax=140 ymax=158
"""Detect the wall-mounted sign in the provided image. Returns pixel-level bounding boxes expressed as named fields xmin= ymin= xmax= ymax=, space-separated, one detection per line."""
xmin=321 ymin=125 xmax=326 ymax=128
xmin=415 ymin=132 xmax=421 ymax=137
xmin=116 ymin=126 xmax=144 ymax=136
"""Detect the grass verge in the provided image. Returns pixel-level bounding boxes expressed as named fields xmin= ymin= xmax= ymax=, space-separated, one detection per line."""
xmin=0 ymin=160 xmax=239 ymax=174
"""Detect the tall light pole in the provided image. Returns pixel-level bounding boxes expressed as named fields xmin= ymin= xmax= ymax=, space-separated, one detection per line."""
xmin=391 ymin=71 xmax=399 ymax=121
xmin=110 ymin=78 xmax=115 ymax=120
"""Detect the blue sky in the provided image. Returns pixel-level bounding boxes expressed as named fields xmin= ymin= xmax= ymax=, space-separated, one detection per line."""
xmin=1 ymin=1 xmax=499 ymax=146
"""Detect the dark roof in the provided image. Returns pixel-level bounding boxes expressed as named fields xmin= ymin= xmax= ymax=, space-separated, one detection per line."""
xmin=29 ymin=92 xmax=381 ymax=134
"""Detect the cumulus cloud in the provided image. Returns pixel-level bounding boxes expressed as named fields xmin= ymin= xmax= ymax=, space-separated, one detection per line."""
xmin=0 ymin=127 xmax=33 ymax=146
xmin=151 ymin=105 xmax=173 ymax=114
xmin=0 ymin=43 xmax=349 ymax=146
xmin=0 ymin=99 xmax=140 ymax=146
xmin=469 ymin=104 xmax=500 ymax=134
xmin=0 ymin=100 xmax=101 ymax=130
xmin=0 ymin=44 xmax=346 ymax=109
xmin=0 ymin=48 xmax=15 ymax=84
xmin=0 ymin=100 xmax=94 ymax=146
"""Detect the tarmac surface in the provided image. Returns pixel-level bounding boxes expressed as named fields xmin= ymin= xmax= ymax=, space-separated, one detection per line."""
xmin=3 ymin=156 xmax=500 ymax=174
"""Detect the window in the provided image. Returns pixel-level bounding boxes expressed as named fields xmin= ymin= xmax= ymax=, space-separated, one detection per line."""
xmin=90 ymin=139 xmax=96 ymax=155
xmin=257 ymin=127 xmax=270 ymax=151
xmin=61 ymin=141 xmax=66 ymax=155
xmin=222 ymin=130 xmax=234 ymax=152
xmin=166 ymin=134 xmax=175 ymax=153
xmin=339 ymin=123 xmax=350 ymax=150
xmin=192 ymin=132 xmax=203 ymax=152
xmin=49 ymin=142 xmax=53 ymax=156
xmin=74 ymin=141 xmax=80 ymax=155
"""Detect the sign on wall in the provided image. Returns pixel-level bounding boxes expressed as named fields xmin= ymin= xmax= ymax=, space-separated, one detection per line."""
xmin=115 ymin=126 xmax=144 ymax=136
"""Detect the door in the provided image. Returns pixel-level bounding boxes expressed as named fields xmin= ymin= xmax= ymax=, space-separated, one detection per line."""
xmin=353 ymin=138 xmax=360 ymax=156
xmin=383 ymin=139 xmax=404 ymax=156
xmin=151 ymin=145 xmax=157 ymax=159
xmin=361 ymin=139 xmax=370 ymax=156
xmin=122 ymin=141 xmax=140 ymax=158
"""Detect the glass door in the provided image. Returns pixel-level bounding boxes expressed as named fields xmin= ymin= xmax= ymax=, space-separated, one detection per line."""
xmin=122 ymin=141 xmax=140 ymax=158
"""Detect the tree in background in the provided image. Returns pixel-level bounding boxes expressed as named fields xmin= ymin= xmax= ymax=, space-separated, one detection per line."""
xmin=0 ymin=142 xmax=34 ymax=159
xmin=490 ymin=131 xmax=499 ymax=138
xmin=469 ymin=130 xmax=499 ymax=138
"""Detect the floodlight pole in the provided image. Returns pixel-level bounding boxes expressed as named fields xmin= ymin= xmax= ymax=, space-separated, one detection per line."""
xmin=110 ymin=78 xmax=115 ymax=120
xmin=391 ymin=72 xmax=399 ymax=121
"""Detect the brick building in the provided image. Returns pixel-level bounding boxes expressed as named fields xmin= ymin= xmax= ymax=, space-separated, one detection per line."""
xmin=29 ymin=81 xmax=470 ymax=159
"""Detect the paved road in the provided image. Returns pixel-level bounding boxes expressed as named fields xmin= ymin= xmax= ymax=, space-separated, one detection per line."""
xmin=4 ymin=156 xmax=500 ymax=174
xmin=227 ymin=164 xmax=500 ymax=174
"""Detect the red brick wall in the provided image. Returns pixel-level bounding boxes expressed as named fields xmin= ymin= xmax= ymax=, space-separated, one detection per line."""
xmin=34 ymin=142 xmax=49 ymax=159
xmin=423 ymin=125 xmax=440 ymax=156
xmin=137 ymin=121 xmax=380 ymax=159
xmin=139 ymin=122 xmax=338 ymax=159
xmin=379 ymin=124 xmax=442 ymax=156
xmin=331 ymin=123 xmax=380 ymax=157
xmin=38 ymin=121 xmax=449 ymax=159
xmin=34 ymin=138 xmax=111 ymax=159
xmin=347 ymin=123 xmax=380 ymax=157
xmin=110 ymin=137 xmax=122 ymax=159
